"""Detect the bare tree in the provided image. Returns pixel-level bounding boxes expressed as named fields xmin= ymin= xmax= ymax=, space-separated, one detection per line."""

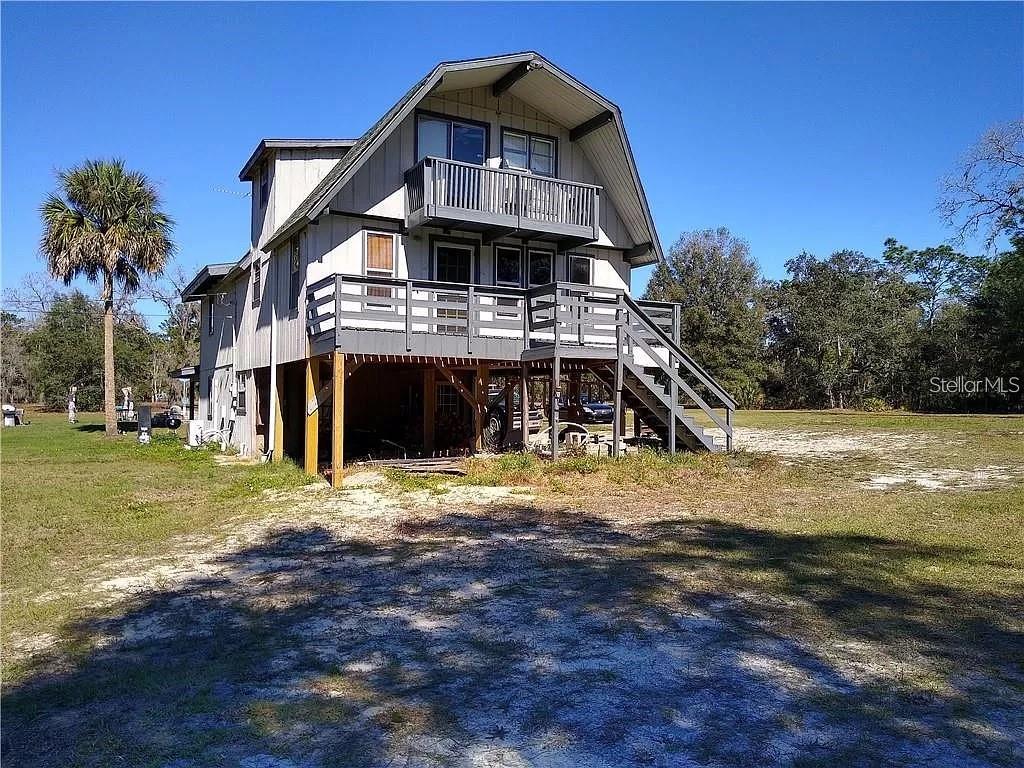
xmin=1 ymin=272 xmax=61 ymax=319
xmin=939 ymin=120 xmax=1024 ymax=250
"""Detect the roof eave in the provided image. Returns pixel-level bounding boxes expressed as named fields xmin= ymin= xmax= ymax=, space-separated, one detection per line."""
xmin=181 ymin=263 xmax=235 ymax=302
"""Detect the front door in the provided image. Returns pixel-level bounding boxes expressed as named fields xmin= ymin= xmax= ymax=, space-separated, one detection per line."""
xmin=434 ymin=244 xmax=474 ymax=335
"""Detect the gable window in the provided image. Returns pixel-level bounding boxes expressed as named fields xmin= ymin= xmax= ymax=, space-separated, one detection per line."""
xmin=289 ymin=235 xmax=301 ymax=311
xmin=365 ymin=231 xmax=396 ymax=306
xmin=528 ymin=249 xmax=553 ymax=287
xmin=502 ymin=129 xmax=557 ymax=177
xmin=251 ymin=256 xmax=261 ymax=308
xmin=568 ymin=254 xmax=592 ymax=285
xmin=416 ymin=113 xmax=487 ymax=165
xmin=259 ymin=162 xmax=269 ymax=208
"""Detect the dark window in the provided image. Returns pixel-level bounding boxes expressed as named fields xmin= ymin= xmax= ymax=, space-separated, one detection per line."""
xmin=207 ymin=297 xmax=215 ymax=335
xmin=236 ymin=375 xmax=247 ymax=414
xmin=568 ymin=254 xmax=592 ymax=285
xmin=289 ymin=235 xmax=301 ymax=311
xmin=252 ymin=256 xmax=261 ymax=307
xmin=502 ymin=129 xmax=557 ymax=177
xmin=528 ymin=250 xmax=553 ymax=287
xmin=416 ymin=113 xmax=487 ymax=165
xmin=259 ymin=162 xmax=269 ymax=207
xmin=494 ymin=246 xmax=522 ymax=286
xmin=206 ymin=375 xmax=213 ymax=420
xmin=434 ymin=243 xmax=473 ymax=284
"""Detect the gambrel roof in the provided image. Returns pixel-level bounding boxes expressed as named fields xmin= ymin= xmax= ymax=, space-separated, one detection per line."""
xmin=262 ymin=52 xmax=664 ymax=266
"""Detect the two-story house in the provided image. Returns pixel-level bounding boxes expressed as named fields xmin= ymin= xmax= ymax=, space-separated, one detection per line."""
xmin=182 ymin=52 xmax=735 ymax=485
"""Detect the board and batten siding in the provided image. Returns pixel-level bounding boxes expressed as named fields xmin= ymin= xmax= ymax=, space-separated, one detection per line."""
xmin=329 ymin=87 xmax=635 ymax=250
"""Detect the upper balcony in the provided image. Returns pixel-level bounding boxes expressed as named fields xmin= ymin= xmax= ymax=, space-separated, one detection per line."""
xmin=404 ymin=157 xmax=601 ymax=246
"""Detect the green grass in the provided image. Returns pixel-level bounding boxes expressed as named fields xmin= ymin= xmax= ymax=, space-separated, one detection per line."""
xmin=1 ymin=411 xmax=308 ymax=657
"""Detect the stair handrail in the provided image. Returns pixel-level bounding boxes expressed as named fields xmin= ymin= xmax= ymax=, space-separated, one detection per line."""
xmin=620 ymin=293 xmax=738 ymax=411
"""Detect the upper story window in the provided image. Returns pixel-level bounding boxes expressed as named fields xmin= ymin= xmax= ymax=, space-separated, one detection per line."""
xmin=207 ymin=296 xmax=215 ymax=335
xmin=416 ymin=112 xmax=487 ymax=165
xmin=251 ymin=255 xmax=261 ymax=308
xmin=568 ymin=254 xmax=592 ymax=285
xmin=289 ymin=235 xmax=301 ymax=311
xmin=502 ymin=129 xmax=557 ymax=177
xmin=258 ymin=161 xmax=269 ymax=208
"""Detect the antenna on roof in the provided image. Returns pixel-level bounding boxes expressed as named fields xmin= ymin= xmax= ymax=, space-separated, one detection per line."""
xmin=213 ymin=187 xmax=251 ymax=198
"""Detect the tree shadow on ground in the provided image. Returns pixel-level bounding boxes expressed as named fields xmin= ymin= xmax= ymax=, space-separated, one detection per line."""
xmin=3 ymin=505 xmax=1022 ymax=767
xmin=71 ymin=423 xmax=106 ymax=433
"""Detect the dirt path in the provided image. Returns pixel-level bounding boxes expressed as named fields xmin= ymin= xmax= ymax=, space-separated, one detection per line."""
xmin=5 ymin=477 xmax=1021 ymax=768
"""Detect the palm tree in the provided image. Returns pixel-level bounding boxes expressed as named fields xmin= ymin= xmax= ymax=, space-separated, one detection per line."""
xmin=40 ymin=159 xmax=174 ymax=436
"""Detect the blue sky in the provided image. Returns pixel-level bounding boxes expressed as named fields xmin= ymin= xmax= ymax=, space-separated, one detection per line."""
xmin=2 ymin=2 xmax=1021 ymax=325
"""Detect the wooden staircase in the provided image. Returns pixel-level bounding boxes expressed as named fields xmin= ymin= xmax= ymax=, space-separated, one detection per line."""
xmin=593 ymin=294 xmax=736 ymax=454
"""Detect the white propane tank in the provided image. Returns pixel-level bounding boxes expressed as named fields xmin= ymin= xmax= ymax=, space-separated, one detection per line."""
xmin=187 ymin=420 xmax=204 ymax=447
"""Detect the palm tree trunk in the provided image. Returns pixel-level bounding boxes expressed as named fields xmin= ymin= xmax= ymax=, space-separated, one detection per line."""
xmin=103 ymin=275 xmax=117 ymax=437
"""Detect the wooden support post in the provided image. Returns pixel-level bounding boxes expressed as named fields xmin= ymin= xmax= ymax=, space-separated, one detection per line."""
xmin=188 ymin=378 xmax=196 ymax=421
xmin=304 ymin=357 xmax=320 ymax=476
xmin=473 ymin=364 xmax=489 ymax=452
xmin=273 ymin=365 xmax=284 ymax=462
xmin=613 ymin=327 xmax=623 ymax=458
xmin=549 ymin=356 xmax=560 ymax=460
xmin=726 ymin=407 xmax=734 ymax=452
xmin=331 ymin=352 xmax=344 ymax=488
xmin=503 ymin=377 xmax=513 ymax=451
xmin=519 ymin=366 xmax=529 ymax=448
xmin=422 ymin=367 xmax=436 ymax=455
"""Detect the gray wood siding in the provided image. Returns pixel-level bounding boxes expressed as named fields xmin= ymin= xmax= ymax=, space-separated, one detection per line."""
xmin=329 ymin=88 xmax=634 ymax=249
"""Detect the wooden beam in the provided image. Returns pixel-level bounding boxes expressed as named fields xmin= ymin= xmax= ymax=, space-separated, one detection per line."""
xmin=304 ymin=356 xmax=320 ymax=476
xmin=474 ymin=364 xmax=489 ymax=452
xmin=491 ymin=61 xmax=532 ymax=97
xmin=422 ymin=368 xmax=436 ymax=454
xmin=569 ymin=110 xmax=614 ymax=142
xmin=435 ymin=364 xmax=476 ymax=408
xmin=519 ymin=366 xmax=530 ymax=447
xmin=331 ymin=352 xmax=344 ymax=488
xmin=549 ymin=356 xmax=560 ymax=460
xmin=327 ymin=208 xmax=405 ymax=232
xmin=624 ymin=242 xmax=654 ymax=262
xmin=272 ymin=365 xmax=284 ymax=462
xmin=483 ymin=226 xmax=517 ymax=245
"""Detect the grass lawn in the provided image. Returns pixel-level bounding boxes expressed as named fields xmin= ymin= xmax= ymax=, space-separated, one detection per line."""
xmin=2 ymin=409 xmax=1022 ymax=767
xmin=2 ymin=411 xmax=308 ymax=670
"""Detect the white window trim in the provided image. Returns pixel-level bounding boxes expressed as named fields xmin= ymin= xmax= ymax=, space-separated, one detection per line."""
xmin=363 ymin=230 xmax=398 ymax=311
xmin=432 ymin=241 xmax=476 ymax=285
xmin=568 ymin=254 xmax=593 ymax=286
xmin=527 ymin=248 xmax=554 ymax=287
xmin=493 ymin=245 xmax=523 ymax=288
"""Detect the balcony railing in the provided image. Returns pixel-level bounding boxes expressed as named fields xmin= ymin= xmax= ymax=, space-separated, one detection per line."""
xmin=306 ymin=274 xmax=675 ymax=356
xmin=404 ymin=156 xmax=601 ymax=243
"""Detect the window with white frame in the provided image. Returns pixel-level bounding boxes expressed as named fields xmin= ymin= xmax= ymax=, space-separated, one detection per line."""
xmin=568 ymin=254 xmax=592 ymax=285
xmin=494 ymin=245 xmax=522 ymax=319
xmin=494 ymin=246 xmax=522 ymax=287
xmin=528 ymin=249 xmax=553 ymax=287
xmin=416 ymin=113 xmax=487 ymax=165
xmin=235 ymin=373 xmax=247 ymax=414
xmin=364 ymin=231 xmax=396 ymax=307
xmin=251 ymin=256 xmax=261 ymax=307
xmin=502 ymin=129 xmax=557 ymax=177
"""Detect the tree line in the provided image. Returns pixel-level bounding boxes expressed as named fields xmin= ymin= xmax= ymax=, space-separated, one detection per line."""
xmin=643 ymin=121 xmax=1023 ymax=413
xmin=1 ymin=272 xmax=199 ymax=413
